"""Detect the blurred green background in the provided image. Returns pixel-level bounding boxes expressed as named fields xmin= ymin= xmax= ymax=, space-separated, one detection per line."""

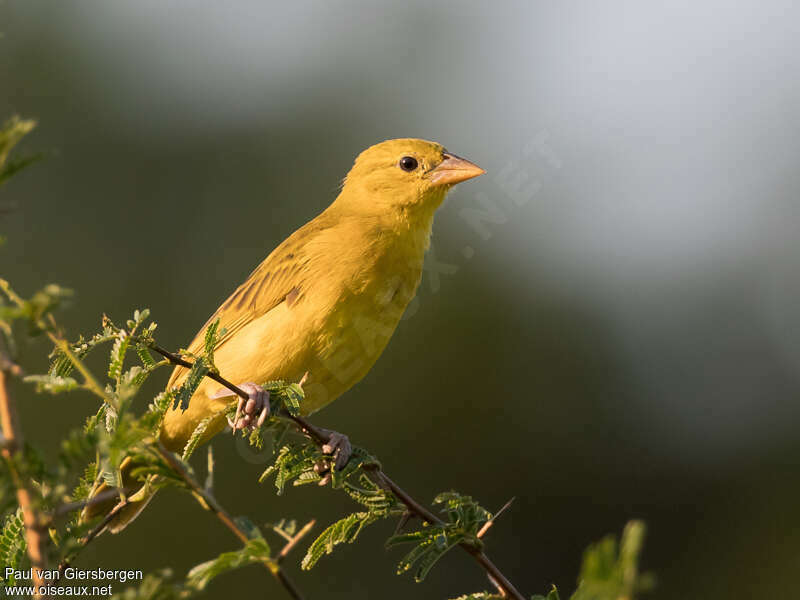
xmin=3 ymin=1 xmax=800 ymax=598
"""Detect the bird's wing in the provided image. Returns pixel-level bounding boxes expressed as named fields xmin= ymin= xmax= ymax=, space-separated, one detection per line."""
xmin=166 ymin=221 xmax=322 ymax=389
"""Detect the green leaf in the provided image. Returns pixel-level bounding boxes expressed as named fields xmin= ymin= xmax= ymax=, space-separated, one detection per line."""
xmin=233 ymin=516 xmax=264 ymax=541
xmin=301 ymin=512 xmax=378 ymax=570
xmin=24 ymin=373 xmax=79 ymax=393
xmin=0 ymin=116 xmax=38 ymax=187
xmin=48 ymin=327 xmax=116 ymax=378
xmin=530 ymin=586 xmax=561 ymax=600
xmin=109 ymin=331 xmax=131 ymax=381
xmin=136 ymin=345 xmax=157 ymax=368
xmin=1 ymin=282 xmax=72 ymax=335
xmin=84 ymin=404 xmax=106 ymax=434
xmin=387 ymin=491 xmax=492 ymax=582
xmin=0 ymin=508 xmax=27 ymax=586
xmin=391 ymin=525 xmax=463 ymax=582
xmin=182 ymin=415 xmax=215 ymax=461
xmin=181 ymin=402 xmax=231 ymax=461
xmin=281 ymin=383 xmax=303 ymax=416
xmin=270 ymin=518 xmax=297 ymax=541
xmin=202 ymin=319 xmax=221 ymax=370
xmin=173 ymin=357 xmax=209 ymax=411
xmin=259 ymin=443 xmax=321 ymax=494
xmin=185 ymin=538 xmax=272 ymax=591
xmin=133 ymin=308 xmax=150 ymax=325
xmin=570 ymin=520 xmax=653 ymax=600
xmin=262 ymin=380 xmax=304 ymax=416
xmin=0 ymin=152 xmax=44 ymax=187
xmin=150 ymin=390 xmax=173 ymax=416
xmin=72 ymin=462 xmax=98 ymax=504
xmin=341 ymin=472 xmax=393 ymax=509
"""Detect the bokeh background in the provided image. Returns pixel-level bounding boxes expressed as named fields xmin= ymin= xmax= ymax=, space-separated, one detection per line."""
xmin=3 ymin=1 xmax=800 ymax=598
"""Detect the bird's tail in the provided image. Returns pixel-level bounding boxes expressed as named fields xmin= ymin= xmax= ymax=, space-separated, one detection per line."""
xmin=80 ymin=456 xmax=157 ymax=534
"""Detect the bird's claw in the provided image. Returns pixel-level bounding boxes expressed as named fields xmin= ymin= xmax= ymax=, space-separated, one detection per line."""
xmin=313 ymin=429 xmax=352 ymax=486
xmin=218 ymin=382 xmax=270 ymax=433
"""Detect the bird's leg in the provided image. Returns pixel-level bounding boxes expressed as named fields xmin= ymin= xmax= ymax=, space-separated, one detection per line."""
xmin=211 ymin=382 xmax=270 ymax=433
xmin=310 ymin=427 xmax=352 ymax=486
xmin=294 ymin=372 xmax=351 ymax=484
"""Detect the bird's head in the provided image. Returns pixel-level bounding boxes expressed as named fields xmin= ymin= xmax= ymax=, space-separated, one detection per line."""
xmin=337 ymin=138 xmax=484 ymax=220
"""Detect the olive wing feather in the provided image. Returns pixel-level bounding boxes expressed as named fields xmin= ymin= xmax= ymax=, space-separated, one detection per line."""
xmin=166 ymin=221 xmax=323 ymax=390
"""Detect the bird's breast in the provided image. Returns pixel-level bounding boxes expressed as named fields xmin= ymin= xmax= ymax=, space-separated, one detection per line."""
xmin=297 ymin=237 xmax=424 ymax=413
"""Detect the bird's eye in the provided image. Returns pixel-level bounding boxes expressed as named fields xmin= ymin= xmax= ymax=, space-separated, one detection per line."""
xmin=398 ymin=156 xmax=418 ymax=172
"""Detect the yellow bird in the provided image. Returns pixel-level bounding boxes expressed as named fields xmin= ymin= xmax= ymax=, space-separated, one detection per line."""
xmin=91 ymin=138 xmax=484 ymax=531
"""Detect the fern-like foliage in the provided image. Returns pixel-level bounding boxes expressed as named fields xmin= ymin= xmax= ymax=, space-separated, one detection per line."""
xmin=49 ymin=327 xmax=116 ymax=378
xmin=71 ymin=462 xmax=98 ymax=506
xmin=202 ymin=319 xmax=221 ymax=371
xmin=0 ymin=281 xmax=72 ymax=337
xmin=23 ymin=373 xmax=79 ymax=394
xmin=172 ymin=357 xmax=208 ymax=411
xmin=302 ymin=511 xmax=380 ymax=570
xmin=110 ymin=535 xmax=275 ymax=599
xmin=386 ymin=491 xmax=490 ymax=582
xmin=1 ymin=283 xmax=658 ymax=600
xmin=109 ymin=330 xmax=132 ymax=381
xmin=252 ymin=396 xmax=504 ymax=581
xmin=184 ymin=537 xmax=272 ymax=591
xmin=181 ymin=414 xmax=217 ymax=462
xmin=259 ymin=443 xmax=321 ymax=494
xmin=0 ymin=509 xmax=27 ymax=587
xmin=262 ymin=380 xmax=304 ymax=416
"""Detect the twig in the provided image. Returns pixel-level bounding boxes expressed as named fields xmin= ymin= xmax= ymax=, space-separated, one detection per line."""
xmin=58 ymin=498 xmax=132 ymax=577
xmin=155 ymin=443 xmax=306 ymax=600
xmin=51 ymin=487 xmax=132 ymax=518
xmin=46 ymin=328 xmax=110 ymax=405
xmin=274 ymin=520 xmax=315 ymax=597
xmin=368 ymin=468 xmax=524 ymax=600
xmin=477 ymin=497 xmax=516 ymax=539
xmin=149 ymin=344 xmax=251 ymax=399
xmin=0 ymin=279 xmax=111 ymax=404
xmin=0 ymin=362 xmax=51 ymax=598
xmin=0 ymin=282 xmax=109 ymax=405
xmin=153 ymin=346 xmax=526 ymax=600
xmin=277 ymin=520 xmax=316 ymax=564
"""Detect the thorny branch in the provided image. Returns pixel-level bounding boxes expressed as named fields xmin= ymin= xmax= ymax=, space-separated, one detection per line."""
xmin=150 ymin=344 xmax=526 ymax=600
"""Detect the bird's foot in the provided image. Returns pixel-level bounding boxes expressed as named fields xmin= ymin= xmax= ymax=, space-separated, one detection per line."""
xmin=312 ymin=427 xmax=352 ymax=486
xmin=213 ymin=382 xmax=270 ymax=432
